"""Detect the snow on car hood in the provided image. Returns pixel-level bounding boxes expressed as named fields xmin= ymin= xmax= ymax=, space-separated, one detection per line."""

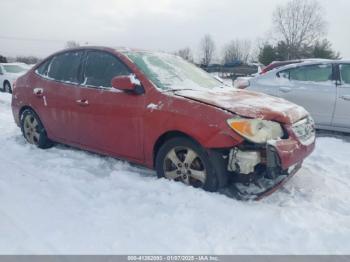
xmin=174 ymin=89 xmax=308 ymax=124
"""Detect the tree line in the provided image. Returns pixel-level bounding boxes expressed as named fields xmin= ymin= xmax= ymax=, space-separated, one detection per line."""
xmin=176 ymin=0 xmax=340 ymax=66
xmin=1 ymin=0 xmax=340 ymax=67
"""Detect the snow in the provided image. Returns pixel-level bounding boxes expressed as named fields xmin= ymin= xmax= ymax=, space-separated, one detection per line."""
xmin=146 ymin=102 xmax=163 ymax=111
xmin=175 ymin=89 xmax=308 ymax=124
xmin=123 ymin=51 xmax=227 ymax=91
xmin=0 ymin=92 xmax=350 ymax=254
xmin=129 ymin=74 xmax=141 ymax=86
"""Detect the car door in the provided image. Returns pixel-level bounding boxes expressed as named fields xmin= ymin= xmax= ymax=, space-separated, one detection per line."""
xmin=332 ymin=63 xmax=350 ymax=128
xmin=33 ymin=51 xmax=84 ymax=143
xmin=76 ymin=50 xmax=145 ymax=161
xmin=277 ymin=64 xmax=337 ymax=126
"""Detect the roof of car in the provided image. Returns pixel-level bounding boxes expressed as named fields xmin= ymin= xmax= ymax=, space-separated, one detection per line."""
xmin=270 ymin=59 xmax=350 ymax=72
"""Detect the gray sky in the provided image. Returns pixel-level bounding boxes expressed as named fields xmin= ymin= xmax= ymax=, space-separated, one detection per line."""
xmin=0 ymin=0 xmax=349 ymax=60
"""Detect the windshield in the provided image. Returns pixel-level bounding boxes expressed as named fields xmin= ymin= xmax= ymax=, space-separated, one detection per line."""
xmin=122 ymin=51 xmax=223 ymax=91
xmin=3 ymin=64 xmax=27 ymax=74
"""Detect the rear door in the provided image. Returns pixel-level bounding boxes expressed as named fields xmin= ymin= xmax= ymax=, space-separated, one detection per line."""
xmin=76 ymin=50 xmax=145 ymax=161
xmin=332 ymin=63 xmax=350 ymax=128
xmin=34 ymin=51 xmax=84 ymax=143
xmin=277 ymin=64 xmax=336 ymax=126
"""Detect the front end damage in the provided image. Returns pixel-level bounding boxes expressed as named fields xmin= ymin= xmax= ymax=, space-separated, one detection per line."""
xmin=216 ymin=117 xmax=315 ymax=200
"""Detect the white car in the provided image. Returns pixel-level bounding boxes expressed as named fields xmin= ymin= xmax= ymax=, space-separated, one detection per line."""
xmin=0 ymin=63 xmax=29 ymax=93
xmin=241 ymin=60 xmax=350 ymax=133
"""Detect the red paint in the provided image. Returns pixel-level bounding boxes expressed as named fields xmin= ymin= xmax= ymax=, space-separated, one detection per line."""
xmin=11 ymin=47 xmax=315 ymax=186
xmin=111 ymin=75 xmax=135 ymax=91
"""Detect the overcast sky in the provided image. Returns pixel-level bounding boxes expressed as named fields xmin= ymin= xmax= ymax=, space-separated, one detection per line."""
xmin=0 ymin=0 xmax=349 ymax=60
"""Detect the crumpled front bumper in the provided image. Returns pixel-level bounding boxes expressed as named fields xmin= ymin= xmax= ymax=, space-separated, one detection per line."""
xmin=221 ymin=122 xmax=315 ymax=201
xmin=254 ymin=161 xmax=302 ymax=200
xmin=221 ymin=160 xmax=302 ymax=201
xmin=272 ymin=125 xmax=315 ymax=171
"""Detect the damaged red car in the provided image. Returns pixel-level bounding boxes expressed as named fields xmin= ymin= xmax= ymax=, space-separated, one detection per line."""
xmin=11 ymin=47 xmax=315 ymax=199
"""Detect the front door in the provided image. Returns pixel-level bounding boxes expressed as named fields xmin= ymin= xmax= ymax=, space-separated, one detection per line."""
xmin=76 ymin=50 xmax=145 ymax=161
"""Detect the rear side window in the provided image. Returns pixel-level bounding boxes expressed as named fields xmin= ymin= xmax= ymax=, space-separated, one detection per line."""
xmin=48 ymin=51 xmax=83 ymax=84
xmin=0 ymin=66 xmax=3 ymax=74
xmin=36 ymin=59 xmax=51 ymax=77
xmin=340 ymin=64 xmax=350 ymax=84
xmin=289 ymin=64 xmax=333 ymax=82
xmin=83 ymin=51 xmax=130 ymax=88
xmin=277 ymin=69 xmax=290 ymax=79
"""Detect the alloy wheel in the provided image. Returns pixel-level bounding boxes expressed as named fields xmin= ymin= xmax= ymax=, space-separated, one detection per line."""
xmin=23 ymin=114 xmax=40 ymax=145
xmin=163 ymin=146 xmax=207 ymax=187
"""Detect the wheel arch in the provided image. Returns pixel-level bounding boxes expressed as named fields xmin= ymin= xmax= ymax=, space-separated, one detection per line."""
xmin=18 ymin=106 xmax=46 ymax=130
xmin=19 ymin=105 xmax=36 ymax=120
xmin=152 ymin=130 xmax=231 ymax=190
xmin=153 ymin=130 xmax=200 ymax=168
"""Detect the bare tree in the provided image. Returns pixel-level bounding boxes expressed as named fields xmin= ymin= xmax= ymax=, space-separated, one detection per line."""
xmin=199 ymin=34 xmax=215 ymax=66
xmin=65 ymin=41 xmax=80 ymax=49
xmin=175 ymin=47 xmax=193 ymax=62
xmin=273 ymin=0 xmax=326 ymax=59
xmin=223 ymin=39 xmax=252 ymax=64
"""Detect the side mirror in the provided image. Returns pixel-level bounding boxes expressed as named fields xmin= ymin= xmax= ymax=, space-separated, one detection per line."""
xmin=111 ymin=75 xmax=144 ymax=94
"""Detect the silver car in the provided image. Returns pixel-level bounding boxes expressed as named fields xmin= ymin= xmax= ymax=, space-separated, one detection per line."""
xmin=244 ymin=60 xmax=350 ymax=133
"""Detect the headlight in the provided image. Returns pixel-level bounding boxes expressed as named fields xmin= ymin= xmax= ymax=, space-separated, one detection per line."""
xmin=227 ymin=117 xmax=283 ymax=144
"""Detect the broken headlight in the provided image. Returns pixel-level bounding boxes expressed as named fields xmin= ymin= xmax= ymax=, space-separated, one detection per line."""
xmin=227 ymin=118 xmax=283 ymax=144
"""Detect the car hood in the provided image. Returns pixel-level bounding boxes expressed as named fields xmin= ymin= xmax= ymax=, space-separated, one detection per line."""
xmin=174 ymin=89 xmax=308 ymax=124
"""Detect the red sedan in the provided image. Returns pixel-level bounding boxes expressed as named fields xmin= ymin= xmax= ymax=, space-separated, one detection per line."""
xmin=11 ymin=47 xmax=315 ymax=199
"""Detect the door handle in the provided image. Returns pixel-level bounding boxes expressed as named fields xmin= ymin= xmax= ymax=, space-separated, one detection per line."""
xmin=33 ymin=88 xmax=44 ymax=97
xmin=340 ymin=95 xmax=350 ymax=101
xmin=279 ymin=86 xmax=292 ymax=93
xmin=76 ymin=99 xmax=89 ymax=106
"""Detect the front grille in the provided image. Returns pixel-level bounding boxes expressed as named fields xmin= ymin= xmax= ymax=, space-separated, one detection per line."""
xmin=292 ymin=117 xmax=316 ymax=146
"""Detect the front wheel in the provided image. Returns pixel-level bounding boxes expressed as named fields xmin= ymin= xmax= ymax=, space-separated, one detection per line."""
xmin=155 ymin=137 xmax=219 ymax=192
xmin=20 ymin=109 xmax=53 ymax=149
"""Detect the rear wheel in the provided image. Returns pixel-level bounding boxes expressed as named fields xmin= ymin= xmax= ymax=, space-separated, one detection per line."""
xmin=20 ymin=109 xmax=53 ymax=149
xmin=155 ymin=137 xmax=219 ymax=191
xmin=4 ymin=82 xmax=12 ymax=93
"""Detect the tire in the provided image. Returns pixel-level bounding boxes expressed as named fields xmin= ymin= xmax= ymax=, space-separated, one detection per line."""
xmin=155 ymin=137 xmax=220 ymax=192
xmin=4 ymin=82 xmax=12 ymax=94
xmin=20 ymin=109 xmax=53 ymax=149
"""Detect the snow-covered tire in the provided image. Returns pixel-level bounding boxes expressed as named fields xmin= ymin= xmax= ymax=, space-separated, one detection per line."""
xmin=155 ymin=137 xmax=219 ymax=192
xmin=4 ymin=81 xmax=12 ymax=94
xmin=20 ymin=109 xmax=53 ymax=149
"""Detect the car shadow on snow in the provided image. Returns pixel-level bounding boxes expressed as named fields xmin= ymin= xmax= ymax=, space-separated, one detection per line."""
xmin=316 ymin=129 xmax=350 ymax=143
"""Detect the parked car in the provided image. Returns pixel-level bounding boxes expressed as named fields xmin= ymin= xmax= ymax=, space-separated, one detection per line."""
xmin=243 ymin=60 xmax=350 ymax=133
xmin=0 ymin=63 xmax=29 ymax=93
xmin=11 ymin=47 xmax=315 ymax=199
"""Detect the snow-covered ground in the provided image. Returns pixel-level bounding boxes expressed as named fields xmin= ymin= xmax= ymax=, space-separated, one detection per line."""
xmin=0 ymin=92 xmax=350 ymax=254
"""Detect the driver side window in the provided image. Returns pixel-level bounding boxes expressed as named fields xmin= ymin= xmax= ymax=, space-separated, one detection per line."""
xmin=83 ymin=51 xmax=131 ymax=88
